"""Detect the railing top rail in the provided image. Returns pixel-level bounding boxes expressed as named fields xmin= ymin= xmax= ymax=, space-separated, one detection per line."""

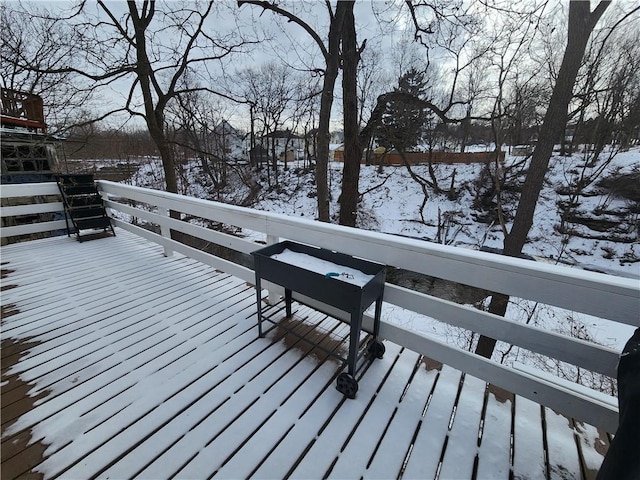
xmin=94 ymin=181 xmax=634 ymax=281
xmin=97 ymin=180 xmax=639 ymax=327
xmin=1 ymin=182 xmax=61 ymax=198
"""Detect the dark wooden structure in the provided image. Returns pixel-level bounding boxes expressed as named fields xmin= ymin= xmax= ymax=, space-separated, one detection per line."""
xmin=0 ymin=88 xmax=47 ymax=133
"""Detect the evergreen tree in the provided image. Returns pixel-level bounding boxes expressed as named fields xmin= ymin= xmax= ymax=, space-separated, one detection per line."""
xmin=377 ymin=68 xmax=430 ymax=152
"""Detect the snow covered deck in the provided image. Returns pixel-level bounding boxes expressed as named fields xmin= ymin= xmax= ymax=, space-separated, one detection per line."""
xmin=2 ymin=229 xmax=609 ymax=479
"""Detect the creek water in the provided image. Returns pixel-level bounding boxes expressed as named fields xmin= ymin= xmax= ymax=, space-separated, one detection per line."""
xmin=196 ymin=238 xmax=489 ymax=306
xmin=385 ymin=266 xmax=489 ymax=305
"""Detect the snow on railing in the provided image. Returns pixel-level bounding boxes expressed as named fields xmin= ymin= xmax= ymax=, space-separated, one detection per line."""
xmin=2 ymin=181 xmax=638 ymax=433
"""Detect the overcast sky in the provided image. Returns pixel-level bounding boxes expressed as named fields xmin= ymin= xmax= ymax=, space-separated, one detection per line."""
xmin=50 ymin=0 xmax=426 ymax=132
xmin=14 ymin=1 xmax=636 ymax=134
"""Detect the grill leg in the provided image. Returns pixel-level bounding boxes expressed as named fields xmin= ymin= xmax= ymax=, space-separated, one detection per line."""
xmin=285 ymin=288 xmax=292 ymax=317
xmin=346 ymin=307 xmax=363 ymax=376
xmin=255 ymin=276 xmax=264 ymax=338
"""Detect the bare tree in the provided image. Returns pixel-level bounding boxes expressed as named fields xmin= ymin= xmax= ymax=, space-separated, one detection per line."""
xmin=457 ymin=55 xmax=492 ymax=153
xmin=6 ymin=1 xmax=251 ymax=196
xmin=338 ymin=1 xmax=362 ymax=227
xmin=380 ymin=1 xmax=636 ymax=360
xmin=237 ymin=63 xmax=295 ymax=186
xmin=169 ymin=89 xmax=231 ymax=193
xmin=356 ymin=45 xmax=391 ymax=167
xmin=555 ymin=21 xmax=640 ymax=245
xmin=481 ymin=4 xmax=552 ymax=238
xmin=355 ymin=2 xmax=492 ymax=221
xmin=238 ymin=0 xmax=348 ymax=222
xmin=475 ymin=1 xmax=626 ymax=359
xmin=0 ymin=4 xmax=95 ymax=132
xmin=289 ymin=75 xmax=322 ymax=169
xmin=499 ymin=1 xmax=614 ymax=257
xmin=504 ymin=74 xmax=548 ymax=150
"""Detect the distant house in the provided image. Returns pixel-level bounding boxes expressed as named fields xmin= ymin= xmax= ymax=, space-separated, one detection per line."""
xmin=212 ymin=121 xmax=244 ymax=158
xmin=260 ymin=130 xmax=305 ymax=162
xmin=329 ymin=143 xmax=344 ymax=162
xmin=330 ymin=130 xmax=344 ymax=144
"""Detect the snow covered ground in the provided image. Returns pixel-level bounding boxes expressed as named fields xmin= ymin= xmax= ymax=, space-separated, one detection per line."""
xmin=116 ymin=146 xmax=639 ymax=368
xmin=247 ymin=148 xmax=640 ymax=280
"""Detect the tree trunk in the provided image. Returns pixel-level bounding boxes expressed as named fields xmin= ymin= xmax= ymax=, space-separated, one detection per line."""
xmin=502 ymin=1 xmax=610 ymax=258
xmin=475 ymin=0 xmax=611 ymax=359
xmin=314 ymin=4 xmax=346 ymax=222
xmin=147 ymin=121 xmax=179 ymax=194
xmin=271 ymin=135 xmax=278 ymax=187
xmin=475 ymin=293 xmax=509 ymax=357
xmin=338 ymin=3 xmax=361 ymax=227
xmin=249 ymin=104 xmax=257 ymax=169
xmin=129 ymin=2 xmax=179 ymax=196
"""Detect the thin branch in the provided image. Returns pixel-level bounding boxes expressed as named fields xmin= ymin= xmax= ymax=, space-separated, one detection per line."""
xmin=404 ymin=0 xmax=434 ymax=46
xmin=166 ymin=2 xmax=215 ymax=99
xmin=237 ymin=1 xmax=329 ymax=60
xmin=358 ymin=170 xmax=396 ymax=201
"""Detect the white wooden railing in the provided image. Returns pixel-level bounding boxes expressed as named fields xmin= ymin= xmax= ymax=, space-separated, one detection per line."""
xmin=0 ymin=182 xmax=67 ymax=238
xmin=2 ymin=181 xmax=638 ymax=433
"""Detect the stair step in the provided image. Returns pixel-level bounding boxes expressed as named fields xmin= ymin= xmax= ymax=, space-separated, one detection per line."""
xmin=62 ymin=185 xmax=99 ymax=196
xmin=76 ymin=217 xmax=112 ymax=230
xmin=70 ymin=206 xmax=107 ymax=219
xmin=57 ymin=174 xmax=96 ymax=185
xmin=68 ymin=196 xmax=103 ymax=208
xmin=56 ymin=173 xmax=116 ymax=241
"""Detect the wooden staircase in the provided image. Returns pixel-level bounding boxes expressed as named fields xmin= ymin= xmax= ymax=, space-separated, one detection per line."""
xmin=56 ymin=174 xmax=115 ymax=242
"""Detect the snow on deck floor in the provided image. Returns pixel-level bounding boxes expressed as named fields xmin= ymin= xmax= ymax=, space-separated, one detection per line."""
xmin=1 ymin=229 xmax=608 ymax=479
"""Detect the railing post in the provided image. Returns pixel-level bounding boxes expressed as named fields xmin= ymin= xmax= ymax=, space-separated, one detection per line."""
xmin=160 ymin=207 xmax=173 ymax=257
xmin=265 ymin=233 xmax=280 ymax=305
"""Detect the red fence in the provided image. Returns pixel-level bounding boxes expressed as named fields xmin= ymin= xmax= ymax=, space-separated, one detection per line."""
xmin=333 ymin=149 xmax=504 ymax=165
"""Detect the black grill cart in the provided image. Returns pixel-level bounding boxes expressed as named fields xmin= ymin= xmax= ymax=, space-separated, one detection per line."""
xmin=252 ymin=241 xmax=386 ymax=398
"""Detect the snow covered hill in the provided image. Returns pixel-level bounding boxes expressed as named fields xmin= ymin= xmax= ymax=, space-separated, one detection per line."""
xmin=249 ymin=148 xmax=640 ymax=280
xmin=100 ymin=146 xmax=639 ymax=386
xmin=123 ymin=147 xmax=639 ymax=279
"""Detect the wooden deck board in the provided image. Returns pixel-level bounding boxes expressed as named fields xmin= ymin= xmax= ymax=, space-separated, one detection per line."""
xmin=32 ymin=304 xmax=259 ymax=479
xmin=475 ymin=385 xmax=513 ymax=479
xmin=439 ymin=375 xmax=486 ymax=479
xmin=513 ymin=396 xmax=547 ymax=479
xmin=328 ymin=348 xmax=423 ymax=479
xmin=2 ymin=281 xmax=254 ymax=427
xmin=545 ymin=408 xmax=582 ymax=479
xmin=401 ymin=366 xmax=464 ymax=479
xmin=103 ymin=309 xmax=347 ymax=480
xmin=3 ymin=273 xmax=240 ymax=382
xmin=212 ymin=313 xmax=350 ymax=479
xmin=1 ymin=229 xmax=606 ymax=479
xmin=363 ymin=358 xmax=440 ymax=479
xmin=573 ymin=420 xmax=610 ymax=480
xmin=287 ymin=342 xmax=405 ymax=479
